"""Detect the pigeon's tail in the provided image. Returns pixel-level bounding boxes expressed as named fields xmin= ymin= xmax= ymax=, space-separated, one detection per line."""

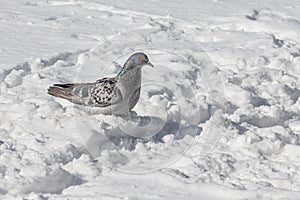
xmin=47 ymin=84 xmax=84 ymax=105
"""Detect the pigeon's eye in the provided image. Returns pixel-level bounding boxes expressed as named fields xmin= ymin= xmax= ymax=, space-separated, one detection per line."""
xmin=139 ymin=57 xmax=145 ymax=62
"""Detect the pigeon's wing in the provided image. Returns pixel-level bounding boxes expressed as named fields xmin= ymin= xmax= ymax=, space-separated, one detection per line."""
xmin=48 ymin=77 xmax=122 ymax=107
xmin=48 ymin=83 xmax=87 ymax=105
xmin=85 ymin=77 xmax=122 ymax=107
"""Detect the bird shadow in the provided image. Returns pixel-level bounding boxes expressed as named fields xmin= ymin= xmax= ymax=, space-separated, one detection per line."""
xmin=82 ymin=111 xmax=202 ymax=158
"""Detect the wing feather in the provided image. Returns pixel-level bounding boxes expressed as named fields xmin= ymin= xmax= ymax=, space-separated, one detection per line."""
xmin=87 ymin=77 xmax=122 ymax=107
xmin=48 ymin=77 xmax=122 ymax=107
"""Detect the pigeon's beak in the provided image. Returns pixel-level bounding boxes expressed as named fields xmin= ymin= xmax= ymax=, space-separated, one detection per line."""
xmin=147 ymin=62 xmax=154 ymax=68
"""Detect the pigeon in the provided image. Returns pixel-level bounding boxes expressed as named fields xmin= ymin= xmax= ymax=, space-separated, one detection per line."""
xmin=48 ymin=52 xmax=154 ymax=115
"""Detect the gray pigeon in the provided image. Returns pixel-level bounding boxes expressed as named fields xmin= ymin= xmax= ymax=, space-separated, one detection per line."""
xmin=48 ymin=52 xmax=154 ymax=115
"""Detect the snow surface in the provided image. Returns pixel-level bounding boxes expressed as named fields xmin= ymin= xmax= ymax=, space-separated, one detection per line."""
xmin=1 ymin=0 xmax=300 ymax=199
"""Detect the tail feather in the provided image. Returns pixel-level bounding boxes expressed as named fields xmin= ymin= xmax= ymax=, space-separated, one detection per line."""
xmin=47 ymin=84 xmax=84 ymax=105
xmin=53 ymin=83 xmax=78 ymax=89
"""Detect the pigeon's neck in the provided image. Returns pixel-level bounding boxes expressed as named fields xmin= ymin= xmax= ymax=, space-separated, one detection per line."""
xmin=117 ymin=66 xmax=141 ymax=83
xmin=117 ymin=66 xmax=141 ymax=95
xmin=116 ymin=59 xmax=142 ymax=94
xmin=117 ymin=60 xmax=134 ymax=77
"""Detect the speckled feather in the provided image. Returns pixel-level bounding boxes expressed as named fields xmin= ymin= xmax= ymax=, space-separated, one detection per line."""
xmin=86 ymin=77 xmax=121 ymax=106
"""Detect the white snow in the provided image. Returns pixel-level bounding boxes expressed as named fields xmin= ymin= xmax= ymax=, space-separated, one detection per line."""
xmin=1 ymin=0 xmax=300 ymax=199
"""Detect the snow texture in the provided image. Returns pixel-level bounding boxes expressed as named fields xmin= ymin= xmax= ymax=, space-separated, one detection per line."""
xmin=1 ymin=0 xmax=300 ymax=199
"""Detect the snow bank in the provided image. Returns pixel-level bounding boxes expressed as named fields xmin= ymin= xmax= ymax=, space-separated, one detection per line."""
xmin=1 ymin=0 xmax=300 ymax=199
xmin=19 ymin=168 xmax=83 ymax=194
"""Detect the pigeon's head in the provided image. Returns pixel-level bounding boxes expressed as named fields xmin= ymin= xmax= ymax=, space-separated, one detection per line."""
xmin=126 ymin=52 xmax=154 ymax=68
xmin=118 ymin=52 xmax=153 ymax=77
